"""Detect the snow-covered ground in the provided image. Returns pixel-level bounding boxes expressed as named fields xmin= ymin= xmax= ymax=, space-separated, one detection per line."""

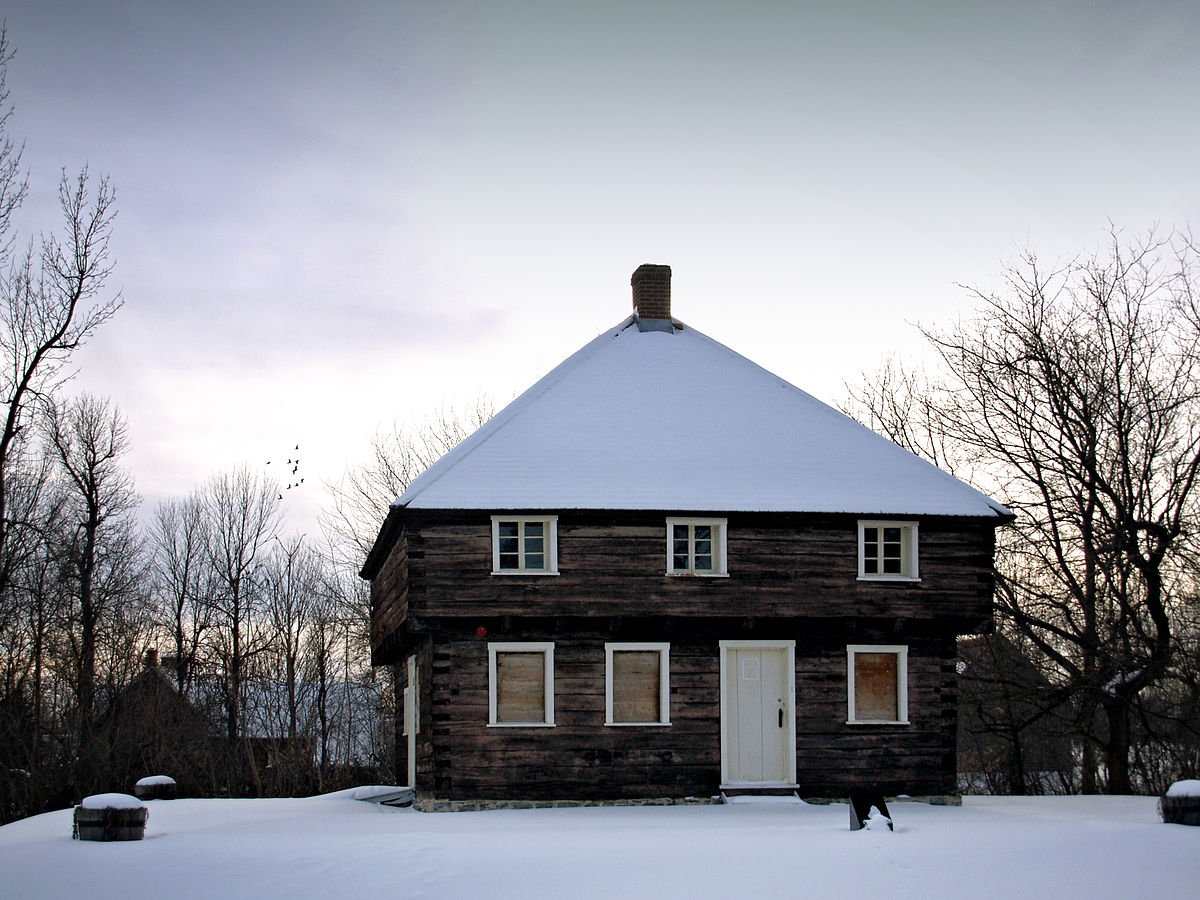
xmin=1 ymin=791 xmax=1195 ymax=899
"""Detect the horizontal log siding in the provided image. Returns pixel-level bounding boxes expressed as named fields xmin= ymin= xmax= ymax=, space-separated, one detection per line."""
xmin=428 ymin=635 xmax=718 ymax=802
xmin=370 ymin=527 xmax=408 ymax=659
xmin=394 ymin=639 xmax=435 ymax=790
xmin=420 ymin=628 xmax=957 ymax=802
xmin=794 ymin=633 xmax=957 ymax=796
xmin=401 ymin=512 xmax=995 ymax=623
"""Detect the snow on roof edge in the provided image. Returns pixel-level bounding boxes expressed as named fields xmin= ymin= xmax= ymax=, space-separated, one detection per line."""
xmin=674 ymin=320 xmax=1014 ymax=519
xmin=395 ymin=317 xmax=637 ymax=509
xmin=393 ymin=314 xmax=1012 ymax=519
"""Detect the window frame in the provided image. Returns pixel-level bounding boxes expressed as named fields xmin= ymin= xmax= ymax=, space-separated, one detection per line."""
xmin=604 ymin=642 xmax=671 ymax=727
xmin=665 ymin=517 xmax=728 ymax=576
xmin=857 ymin=520 xmax=919 ymax=581
xmin=491 ymin=515 xmax=559 ymax=575
xmin=487 ymin=642 xmax=555 ymax=727
xmin=846 ymin=644 xmax=909 ymax=725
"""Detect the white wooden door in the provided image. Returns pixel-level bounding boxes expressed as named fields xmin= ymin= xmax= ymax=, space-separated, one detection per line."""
xmin=724 ymin=646 xmax=791 ymax=784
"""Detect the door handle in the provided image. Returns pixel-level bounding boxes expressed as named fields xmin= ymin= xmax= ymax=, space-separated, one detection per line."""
xmin=778 ymin=708 xmax=784 ymax=728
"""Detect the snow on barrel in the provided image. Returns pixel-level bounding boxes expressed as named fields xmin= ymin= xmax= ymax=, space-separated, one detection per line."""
xmin=1160 ymin=780 xmax=1200 ymax=826
xmin=134 ymin=774 xmax=178 ymax=800
xmin=74 ymin=793 xmax=148 ymax=841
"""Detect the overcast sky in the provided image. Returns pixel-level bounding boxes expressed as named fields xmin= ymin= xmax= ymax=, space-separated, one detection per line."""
xmin=6 ymin=0 xmax=1200 ymax=537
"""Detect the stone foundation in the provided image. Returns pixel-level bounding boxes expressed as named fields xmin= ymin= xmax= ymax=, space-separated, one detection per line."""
xmin=415 ymin=795 xmax=720 ymax=813
xmin=412 ymin=793 xmax=960 ymax=812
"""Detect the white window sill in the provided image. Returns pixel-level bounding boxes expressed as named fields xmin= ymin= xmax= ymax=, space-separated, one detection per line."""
xmin=666 ymin=572 xmax=730 ymax=578
xmin=604 ymin=721 xmax=672 ymax=727
xmin=856 ymin=575 xmax=920 ymax=583
xmin=487 ymin=722 xmax=556 ymax=728
xmin=491 ymin=570 xmax=560 ymax=576
xmin=846 ymin=719 xmax=910 ymax=726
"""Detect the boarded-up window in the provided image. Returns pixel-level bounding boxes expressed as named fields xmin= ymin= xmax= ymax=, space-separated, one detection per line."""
xmin=854 ymin=653 xmax=898 ymax=720
xmin=606 ymin=643 xmax=670 ymax=725
xmin=612 ymin=651 xmax=661 ymax=723
xmin=848 ymin=645 xmax=907 ymax=724
xmin=494 ymin=651 xmax=548 ymax=724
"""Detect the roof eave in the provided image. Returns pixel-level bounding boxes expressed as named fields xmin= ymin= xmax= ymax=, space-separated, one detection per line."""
xmin=360 ymin=505 xmax=405 ymax=580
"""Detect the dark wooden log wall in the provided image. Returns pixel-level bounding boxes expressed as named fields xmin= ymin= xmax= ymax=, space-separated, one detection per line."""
xmin=426 ymin=634 xmax=717 ymax=802
xmin=795 ymin=633 xmax=957 ymax=797
xmin=370 ymin=526 xmax=409 ymax=662
xmin=417 ymin=628 xmax=957 ymax=802
xmin=394 ymin=638 xmax=435 ymax=790
xmin=371 ymin=512 xmax=995 ymax=656
xmin=368 ymin=510 xmax=991 ymax=799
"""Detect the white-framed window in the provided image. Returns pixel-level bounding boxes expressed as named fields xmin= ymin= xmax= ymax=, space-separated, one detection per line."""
xmin=846 ymin=644 xmax=909 ymax=725
xmin=491 ymin=516 xmax=558 ymax=574
xmin=488 ymin=642 xmax=555 ymax=726
xmin=605 ymin=643 xmax=671 ymax=726
xmin=666 ymin=517 xmax=728 ymax=576
xmin=858 ymin=520 xmax=919 ymax=580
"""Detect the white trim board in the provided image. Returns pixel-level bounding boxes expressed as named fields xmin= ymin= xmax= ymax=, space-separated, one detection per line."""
xmin=719 ymin=640 xmax=797 ymax=787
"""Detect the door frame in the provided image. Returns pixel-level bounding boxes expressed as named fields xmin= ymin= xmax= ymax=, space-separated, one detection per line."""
xmin=719 ymin=639 xmax=797 ymax=788
xmin=404 ymin=655 xmax=418 ymax=788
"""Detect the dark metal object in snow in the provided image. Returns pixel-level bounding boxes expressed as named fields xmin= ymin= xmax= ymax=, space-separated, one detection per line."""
xmin=849 ymin=792 xmax=893 ymax=831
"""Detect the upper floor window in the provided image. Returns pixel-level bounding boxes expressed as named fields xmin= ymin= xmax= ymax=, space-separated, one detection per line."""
xmin=491 ymin=516 xmax=558 ymax=574
xmin=667 ymin=517 xmax=728 ymax=576
xmin=846 ymin=644 xmax=909 ymax=724
xmin=858 ymin=520 xmax=918 ymax=580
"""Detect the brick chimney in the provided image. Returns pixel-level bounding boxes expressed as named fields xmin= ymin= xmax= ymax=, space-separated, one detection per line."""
xmin=144 ymin=648 xmax=159 ymax=669
xmin=631 ymin=264 xmax=672 ymax=320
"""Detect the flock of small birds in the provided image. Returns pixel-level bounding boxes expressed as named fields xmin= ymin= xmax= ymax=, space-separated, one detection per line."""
xmin=266 ymin=444 xmax=305 ymax=500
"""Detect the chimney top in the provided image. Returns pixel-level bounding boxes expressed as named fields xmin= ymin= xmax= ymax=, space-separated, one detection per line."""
xmin=631 ymin=264 xmax=672 ymax=323
xmin=144 ymin=648 xmax=159 ymax=669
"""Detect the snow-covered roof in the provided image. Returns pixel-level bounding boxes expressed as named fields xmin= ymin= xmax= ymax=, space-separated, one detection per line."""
xmin=397 ymin=316 xmax=1010 ymax=518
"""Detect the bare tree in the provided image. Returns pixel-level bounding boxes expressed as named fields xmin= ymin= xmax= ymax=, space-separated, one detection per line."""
xmin=263 ymin=535 xmax=320 ymax=741
xmin=305 ymin=559 xmax=342 ymax=781
xmin=321 ymin=399 xmax=494 ymax=570
xmin=44 ymin=394 xmax=139 ymax=747
xmin=320 ymin=399 xmax=494 ymax=704
xmin=0 ymin=29 xmax=122 ymax=816
xmin=150 ymin=492 xmax=210 ymax=694
xmin=846 ymin=228 xmax=1200 ymax=793
xmin=0 ymin=30 xmax=120 ymax=605
xmin=0 ymin=465 xmax=68 ymax=821
xmin=202 ymin=467 xmax=281 ymax=762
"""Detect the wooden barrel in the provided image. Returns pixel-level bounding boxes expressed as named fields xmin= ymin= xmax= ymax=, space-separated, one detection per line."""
xmin=73 ymin=805 xmax=148 ymax=841
xmin=134 ymin=778 xmax=177 ymax=801
xmin=1161 ymin=795 xmax=1200 ymax=826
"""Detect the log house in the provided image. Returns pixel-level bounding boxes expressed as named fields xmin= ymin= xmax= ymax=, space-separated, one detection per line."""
xmin=362 ymin=264 xmax=1012 ymax=808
